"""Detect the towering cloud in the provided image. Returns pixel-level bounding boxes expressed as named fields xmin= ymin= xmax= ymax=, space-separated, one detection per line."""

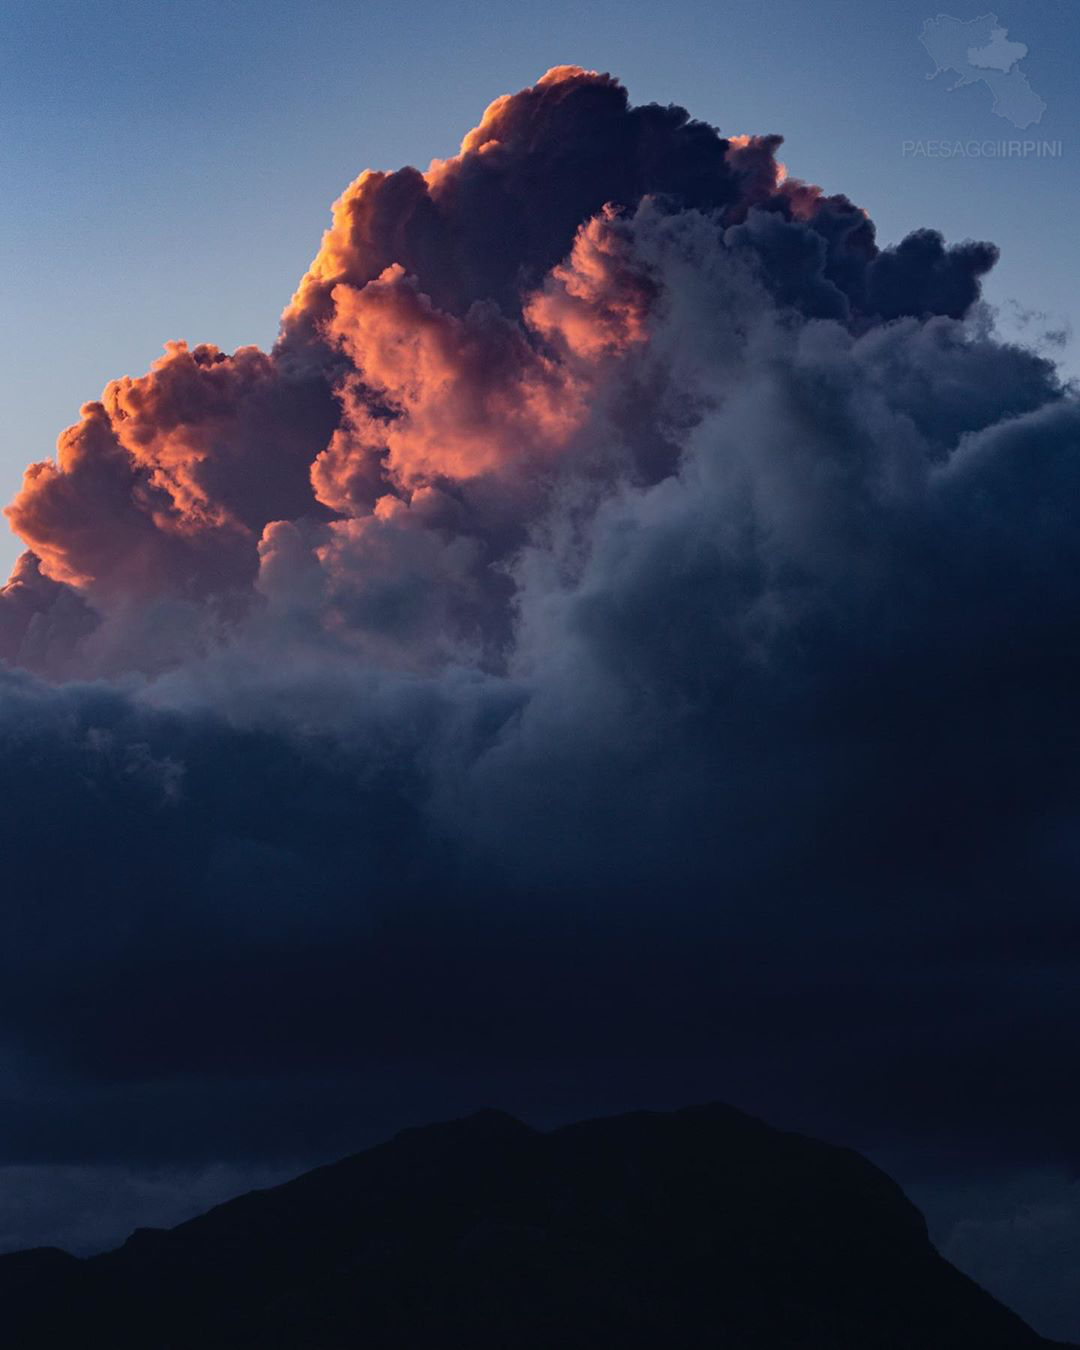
xmin=0 ymin=66 xmax=1077 ymax=1337
xmin=2 ymin=65 xmax=1006 ymax=674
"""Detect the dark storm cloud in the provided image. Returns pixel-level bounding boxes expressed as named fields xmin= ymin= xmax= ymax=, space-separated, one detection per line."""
xmin=0 ymin=62 xmax=1078 ymax=1336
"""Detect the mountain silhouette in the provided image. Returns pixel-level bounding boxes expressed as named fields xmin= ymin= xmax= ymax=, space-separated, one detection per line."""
xmin=1 ymin=1103 xmax=1072 ymax=1348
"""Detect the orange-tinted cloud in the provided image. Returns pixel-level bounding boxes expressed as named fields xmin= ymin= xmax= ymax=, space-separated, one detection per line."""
xmin=2 ymin=65 xmax=999 ymax=678
xmin=317 ymin=267 xmax=582 ymax=497
xmin=281 ymin=64 xmax=739 ymax=343
xmin=312 ymin=210 xmax=654 ymax=512
xmin=5 ymin=342 xmax=335 ymax=602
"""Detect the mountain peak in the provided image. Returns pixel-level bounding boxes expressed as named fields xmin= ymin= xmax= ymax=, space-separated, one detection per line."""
xmin=0 ymin=1102 xmax=1067 ymax=1348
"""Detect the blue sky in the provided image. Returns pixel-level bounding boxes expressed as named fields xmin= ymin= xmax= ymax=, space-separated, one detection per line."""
xmin=3 ymin=0 xmax=1077 ymax=578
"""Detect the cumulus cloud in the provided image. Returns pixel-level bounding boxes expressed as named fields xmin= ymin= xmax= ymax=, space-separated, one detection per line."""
xmin=1 ymin=64 xmax=1078 ymax=1335
xmin=2 ymin=65 xmax=1007 ymax=676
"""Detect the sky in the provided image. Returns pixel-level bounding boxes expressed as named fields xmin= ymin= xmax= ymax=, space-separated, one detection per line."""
xmin=3 ymin=0 xmax=1080 ymax=1341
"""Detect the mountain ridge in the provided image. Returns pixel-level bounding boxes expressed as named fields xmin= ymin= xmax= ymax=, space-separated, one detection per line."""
xmin=2 ymin=1102 xmax=1073 ymax=1348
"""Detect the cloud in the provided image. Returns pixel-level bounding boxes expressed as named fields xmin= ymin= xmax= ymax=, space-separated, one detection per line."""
xmin=4 ymin=343 xmax=337 ymax=633
xmin=2 ymin=66 xmax=1004 ymax=676
xmin=0 ymin=64 xmax=1078 ymax=1334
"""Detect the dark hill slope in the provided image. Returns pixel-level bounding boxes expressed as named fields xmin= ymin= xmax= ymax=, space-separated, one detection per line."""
xmin=1 ymin=1103 xmax=1071 ymax=1348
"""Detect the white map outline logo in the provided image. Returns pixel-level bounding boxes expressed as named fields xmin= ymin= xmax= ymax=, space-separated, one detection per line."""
xmin=920 ymin=13 xmax=1046 ymax=129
